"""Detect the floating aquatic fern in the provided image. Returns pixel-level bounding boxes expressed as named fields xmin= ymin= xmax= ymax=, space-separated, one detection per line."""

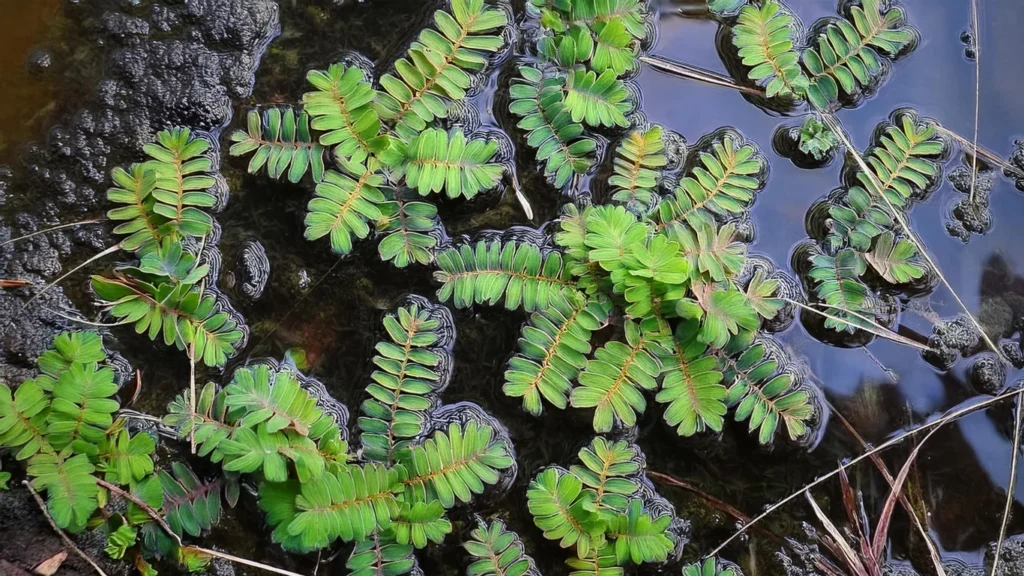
xmin=864 ymin=230 xmax=924 ymax=284
xmin=433 ymin=239 xmax=579 ymax=312
xmin=655 ymin=135 xmax=765 ymax=232
xmin=396 ymin=420 xmax=514 ymax=508
xmin=509 ymin=65 xmax=597 ymax=188
xmin=303 ymin=63 xmax=391 ymax=164
xmin=563 ymin=68 xmax=631 ymax=129
xmin=609 ymin=126 xmax=667 ymax=215
xmin=504 ymin=294 xmax=611 ymax=416
xmin=359 ymin=302 xmax=447 ymax=463
xmin=802 ymin=0 xmax=916 ymax=109
xmin=464 ymin=519 xmax=537 ymax=576
xmin=655 ymin=323 xmax=727 ymax=436
xmin=381 ymin=127 xmax=504 ymax=200
xmin=377 ymin=0 xmax=509 ymax=141
xmin=347 ymin=535 xmax=418 ymax=576
xmin=303 ymin=158 xmax=387 ymax=255
xmin=570 ymin=319 xmax=667 ymax=432
xmin=806 ymin=246 xmax=874 ymax=332
xmin=731 ymin=0 xmax=808 ymax=98
xmin=229 ymin=108 xmax=327 ymax=184
xmin=376 ymin=188 xmax=441 ymax=268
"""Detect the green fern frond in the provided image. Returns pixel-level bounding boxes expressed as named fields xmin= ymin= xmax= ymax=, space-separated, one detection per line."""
xmin=570 ymin=320 xmax=667 ymax=432
xmin=387 ymin=501 xmax=452 ymax=548
xmin=381 ymin=128 xmax=504 ymax=199
xmin=105 ymin=523 xmax=138 ymax=560
xmin=141 ymin=128 xmax=218 ymax=239
xmin=376 ymin=187 xmax=440 ymax=268
xmin=163 ymin=382 xmax=236 ymax=463
xmin=433 ymin=239 xmax=579 ymax=312
xmin=37 ymin=332 xmax=105 ymax=379
xmin=803 ymin=0 xmax=916 ymax=109
xmin=528 ymin=468 xmax=606 ymax=559
xmin=581 ymin=204 xmax=650 ymax=275
xmin=303 ymin=63 xmax=391 ymax=164
xmin=505 ymin=294 xmax=611 ymax=416
xmin=465 ymin=519 xmax=537 ymax=576
xmin=798 ymin=116 xmax=838 ymax=160
xmin=563 ymin=0 xmax=647 ymax=40
xmin=159 ymin=462 xmax=223 ymax=537
xmin=609 ymin=127 xmax=666 ymax=215
xmin=229 ymin=108 xmax=327 ymax=184
xmin=303 ymin=159 xmax=386 ymax=256
xmin=27 ymin=451 xmax=99 ymax=532
xmin=682 ymin=558 xmax=737 ymax=576
xmin=397 ymin=420 xmax=514 ymax=508
xmin=655 ymin=323 xmax=727 ymax=436
xmin=282 ymin=463 xmax=401 ymax=551
xmin=106 ymin=166 xmax=166 ymax=255
xmin=827 ymin=186 xmax=892 ymax=252
xmin=806 ymin=247 xmax=873 ymax=332
xmin=743 ymin=268 xmax=784 ymax=320
xmin=855 ymin=115 xmax=945 ymax=208
xmin=565 ymin=545 xmax=624 ymax=576
xmin=732 ymin=1 xmax=808 ymax=98
xmin=722 ymin=338 xmax=813 ymax=444
xmin=90 ymin=273 xmax=245 ymax=367
xmin=655 ymin=136 xmax=764 ymax=232
xmin=671 ymin=221 xmax=746 ymax=283
xmin=509 ymin=66 xmax=597 ymax=188
xmin=592 ymin=19 xmax=637 ymax=75
xmin=377 ymin=0 xmax=509 ymax=141
xmin=347 ymin=534 xmax=418 ymax=576
xmin=220 ymin=424 xmax=325 ymax=483
xmin=257 ymin=480 xmax=306 ymax=552
xmin=359 ymin=303 xmax=445 ymax=463
xmin=135 ymin=239 xmax=209 ymax=286
xmin=563 ymin=68 xmax=630 ymax=128
xmin=0 ymin=381 xmax=52 ymax=460
xmin=45 ymin=362 xmax=118 ymax=451
xmin=864 ymin=230 xmax=924 ymax=284
xmin=606 ymin=499 xmax=674 ymax=565
xmin=568 ymin=437 xmax=640 ymax=516
xmin=223 ymin=365 xmax=338 ymax=440
xmin=675 ymin=284 xmax=759 ymax=349
xmin=100 ymin=428 xmax=155 ymax=485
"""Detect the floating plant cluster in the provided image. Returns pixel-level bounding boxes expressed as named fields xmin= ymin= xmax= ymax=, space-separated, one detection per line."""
xmin=6 ymin=0 xmax=1024 ymax=574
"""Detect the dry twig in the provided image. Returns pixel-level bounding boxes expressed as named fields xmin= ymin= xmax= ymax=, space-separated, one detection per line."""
xmin=22 ymin=481 xmax=108 ymax=576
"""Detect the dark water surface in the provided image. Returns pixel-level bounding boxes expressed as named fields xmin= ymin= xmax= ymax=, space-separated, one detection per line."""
xmin=3 ymin=0 xmax=1024 ymax=574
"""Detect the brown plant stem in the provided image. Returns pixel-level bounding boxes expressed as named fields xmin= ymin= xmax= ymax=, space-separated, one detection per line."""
xmin=23 ymin=481 xmax=109 ymax=576
xmin=96 ymin=480 xmax=305 ymax=576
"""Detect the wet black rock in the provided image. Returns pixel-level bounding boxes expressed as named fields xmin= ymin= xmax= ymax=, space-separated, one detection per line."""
xmin=1002 ymin=341 xmax=1024 ymax=369
xmin=945 ymin=162 xmax=994 ymax=242
xmin=985 ymin=534 xmax=1024 ymax=576
xmin=25 ymin=48 xmax=53 ymax=76
xmin=969 ymin=353 xmax=1007 ymax=394
xmin=1 ymin=0 xmax=278 ymax=384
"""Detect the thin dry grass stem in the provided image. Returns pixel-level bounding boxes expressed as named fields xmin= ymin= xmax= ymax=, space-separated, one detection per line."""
xmin=969 ymin=0 xmax=982 ymax=204
xmin=23 ymin=481 xmax=109 ymax=576
xmin=828 ymin=402 xmax=947 ymax=576
xmin=990 ymin=391 xmax=1023 ymax=576
xmin=782 ymin=298 xmax=933 ymax=352
xmin=705 ymin=384 xmax=1024 ymax=559
xmin=639 ymin=55 xmax=767 ymax=96
xmin=96 ymin=480 xmax=306 ymax=576
xmin=509 ymin=172 xmax=534 ymax=220
xmin=188 ymin=340 xmax=197 ymax=454
xmin=805 ymin=425 xmax=943 ymax=576
xmin=935 ymin=125 xmax=1024 ymax=177
xmin=0 ymin=219 xmax=105 ymax=248
xmin=819 ymin=113 xmax=1007 ymax=362
xmin=22 ymin=245 xmax=121 ymax=310
xmin=41 ymin=307 xmax=131 ymax=327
